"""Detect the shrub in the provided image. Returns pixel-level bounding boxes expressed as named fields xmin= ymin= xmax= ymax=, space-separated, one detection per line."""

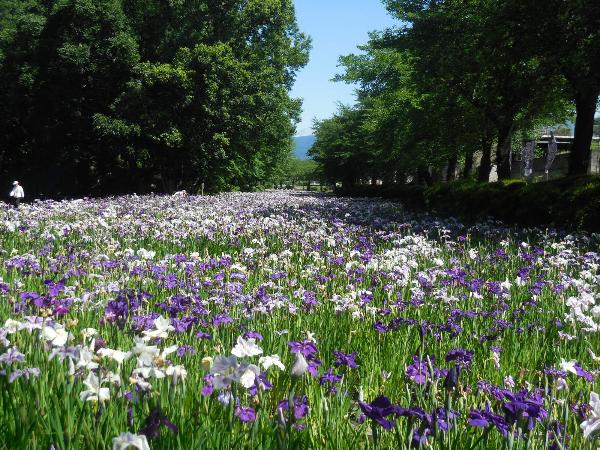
xmin=336 ymin=176 xmax=600 ymax=232
xmin=335 ymin=184 xmax=426 ymax=209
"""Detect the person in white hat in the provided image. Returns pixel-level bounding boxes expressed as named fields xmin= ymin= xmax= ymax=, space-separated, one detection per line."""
xmin=9 ymin=181 xmax=24 ymax=207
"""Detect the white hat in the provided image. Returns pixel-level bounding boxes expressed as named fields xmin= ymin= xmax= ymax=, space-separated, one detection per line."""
xmin=12 ymin=181 xmax=18 ymax=185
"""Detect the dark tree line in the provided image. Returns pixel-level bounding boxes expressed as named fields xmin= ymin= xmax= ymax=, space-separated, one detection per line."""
xmin=310 ymin=0 xmax=599 ymax=186
xmin=0 ymin=0 xmax=310 ymax=196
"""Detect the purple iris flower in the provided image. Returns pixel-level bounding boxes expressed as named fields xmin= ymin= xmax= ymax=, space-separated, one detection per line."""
xmin=302 ymin=291 xmax=318 ymax=310
xmin=406 ymin=358 xmax=429 ymax=385
xmin=288 ymin=340 xmax=318 ymax=358
xmin=307 ymin=359 xmax=321 ymax=377
xmin=44 ymin=279 xmax=66 ymax=297
xmin=469 ymin=404 xmax=509 ymax=437
xmin=201 ymin=374 xmax=214 ymax=396
xmin=359 ymin=291 xmax=373 ymax=305
xmin=405 ymin=355 xmax=446 ymax=385
xmin=571 ymin=402 xmax=591 ymax=421
xmin=432 ymin=407 xmax=459 ymax=432
xmin=445 ymin=348 xmax=474 ymax=369
xmin=8 ymin=367 xmax=40 ymax=383
xmin=172 ymin=317 xmax=195 ymax=333
xmin=547 ymin=420 xmax=570 ymax=450
xmin=235 ymin=406 xmax=257 ymax=423
xmin=0 ymin=347 xmax=25 ymax=365
xmin=411 ymin=428 xmax=430 ymax=448
xmin=319 ymin=368 xmax=343 ymax=385
xmin=93 ymin=338 xmax=107 ymax=351
xmin=52 ymin=300 xmax=70 ymax=316
xmin=476 ymin=380 xmax=511 ymax=401
xmin=20 ymin=292 xmax=45 ymax=309
xmin=131 ymin=313 xmax=159 ymax=331
xmin=270 ymin=271 xmax=287 ymax=280
xmin=139 ymin=408 xmax=178 ymax=438
xmin=319 ymin=368 xmax=343 ymax=393
xmin=243 ymin=330 xmax=263 ymax=341
xmin=103 ymin=299 xmax=130 ymax=324
xmin=333 ymin=351 xmax=359 ymax=369
xmin=358 ymin=395 xmax=399 ymax=430
xmin=176 ymin=345 xmax=196 ymax=357
xmin=173 ymin=254 xmax=187 ymax=264
xmin=373 ymin=321 xmax=388 ymax=333
xmin=395 ymin=406 xmax=430 ymax=422
xmin=196 ymin=331 xmax=213 ymax=340
xmin=573 ymin=363 xmax=595 ymax=382
xmin=501 ymin=390 xmax=547 ymax=431
xmin=219 ymin=255 xmax=232 ymax=267
xmin=213 ymin=314 xmax=234 ymax=327
xmin=248 ymin=373 xmax=273 ymax=396
xmin=278 ymin=396 xmax=310 ymax=420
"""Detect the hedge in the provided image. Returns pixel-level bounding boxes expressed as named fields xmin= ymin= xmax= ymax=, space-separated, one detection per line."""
xmin=336 ymin=176 xmax=600 ymax=232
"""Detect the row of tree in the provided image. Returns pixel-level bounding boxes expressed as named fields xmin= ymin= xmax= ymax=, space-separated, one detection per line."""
xmin=0 ymin=0 xmax=309 ymax=196
xmin=310 ymin=0 xmax=600 ymax=186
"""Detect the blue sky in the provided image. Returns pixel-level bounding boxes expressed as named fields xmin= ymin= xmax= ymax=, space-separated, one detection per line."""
xmin=291 ymin=0 xmax=398 ymax=136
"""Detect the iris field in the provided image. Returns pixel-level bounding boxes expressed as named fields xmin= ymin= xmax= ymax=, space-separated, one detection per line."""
xmin=0 ymin=191 xmax=599 ymax=449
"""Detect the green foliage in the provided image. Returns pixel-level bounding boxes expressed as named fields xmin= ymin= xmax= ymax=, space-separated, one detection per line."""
xmin=313 ymin=0 xmax=599 ymax=185
xmin=284 ymin=158 xmax=318 ymax=185
xmin=338 ymin=175 xmax=600 ymax=232
xmin=309 ymin=106 xmax=377 ymax=187
xmin=425 ymin=176 xmax=600 ymax=231
xmin=0 ymin=0 xmax=310 ymax=195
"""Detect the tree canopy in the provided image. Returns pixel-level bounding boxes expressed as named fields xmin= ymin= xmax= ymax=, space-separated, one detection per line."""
xmin=0 ymin=0 xmax=310 ymax=196
xmin=312 ymin=0 xmax=598 ymax=186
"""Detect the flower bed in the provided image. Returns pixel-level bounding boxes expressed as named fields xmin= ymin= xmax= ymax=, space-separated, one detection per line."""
xmin=0 ymin=191 xmax=599 ymax=449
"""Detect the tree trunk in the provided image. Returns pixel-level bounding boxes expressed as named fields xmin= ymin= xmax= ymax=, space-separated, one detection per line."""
xmin=568 ymin=89 xmax=599 ymax=176
xmin=417 ymin=166 xmax=433 ymax=186
xmin=430 ymin=166 xmax=443 ymax=184
xmin=496 ymin=124 xmax=513 ymax=180
xmin=463 ymin=149 xmax=474 ymax=179
xmin=478 ymin=137 xmax=493 ymax=182
xmin=446 ymin=155 xmax=458 ymax=182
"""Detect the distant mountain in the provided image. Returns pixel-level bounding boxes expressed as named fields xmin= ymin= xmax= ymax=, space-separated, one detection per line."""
xmin=293 ymin=135 xmax=315 ymax=160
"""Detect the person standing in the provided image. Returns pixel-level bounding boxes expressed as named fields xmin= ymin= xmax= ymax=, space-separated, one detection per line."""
xmin=9 ymin=181 xmax=24 ymax=207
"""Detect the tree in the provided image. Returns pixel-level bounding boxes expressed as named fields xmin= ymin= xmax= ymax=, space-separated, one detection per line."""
xmin=0 ymin=0 xmax=139 ymax=195
xmin=0 ymin=0 xmax=310 ymax=195
xmin=384 ymin=0 xmax=569 ymax=180
xmin=524 ymin=0 xmax=600 ymax=175
xmin=310 ymin=106 xmax=375 ymax=187
xmin=284 ymin=158 xmax=318 ymax=188
xmin=336 ymin=42 xmax=427 ymax=183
